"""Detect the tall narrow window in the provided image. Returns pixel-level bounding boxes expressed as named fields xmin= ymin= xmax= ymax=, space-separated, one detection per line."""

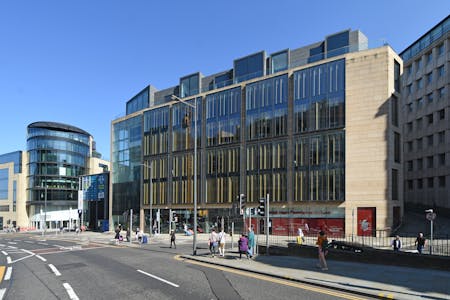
xmin=394 ymin=60 xmax=400 ymax=92
xmin=392 ymin=169 xmax=398 ymax=200
xmin=394 ymin=132 xmax=401 ymax=163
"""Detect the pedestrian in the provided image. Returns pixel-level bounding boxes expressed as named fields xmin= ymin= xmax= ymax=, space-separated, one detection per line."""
xmin=170 ymin=230 xmax=176 ymax=249
xmin=415 ymin=232 xmax=426 ymax=254
xmin=392 ymin=235 xmax=402 ymax=252
xmin=238 ymin=234 xmax=249 ymax=259
xmin=115 ymin=225 xmax=122 ymax=245
xmin=126 ymin=228 xmax=131 ymax=242
xmin=297 ymin=227 xmax=305 ymax=245
xmin=316 ymin=231 xmax=328 ymax=270
xmin=247 ymin=226 xmax=255 ymax=258
xmin=218 ymin=228 xmax=226 ymax=257
xmin=209 ymin=228 xmax=218 ymax=257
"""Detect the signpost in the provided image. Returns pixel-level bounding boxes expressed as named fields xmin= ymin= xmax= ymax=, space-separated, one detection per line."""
xmin=426 ymin=209 xmax=436 ymax=255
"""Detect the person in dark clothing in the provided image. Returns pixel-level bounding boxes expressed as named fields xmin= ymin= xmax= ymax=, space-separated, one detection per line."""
xmin=392 ymin=235 xmax=402 ymax=252
xmin=415 ymin=232 xmax=426 ymax=254
xmin=170 ymin=230 xmax=176 ymax=249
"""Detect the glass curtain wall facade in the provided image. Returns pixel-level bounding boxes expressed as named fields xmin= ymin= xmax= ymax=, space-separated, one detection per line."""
xmin=27 ymin=122 xmax=90 ymax=219
xmin=112 ymin=116 xmax=142 ymax=225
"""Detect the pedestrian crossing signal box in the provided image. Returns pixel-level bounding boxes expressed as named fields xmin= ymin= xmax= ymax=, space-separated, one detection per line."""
xmin=239 ymin=194 xmax=246 ymax=215
xmin=258 ymin=198 xmax=265 ymax=217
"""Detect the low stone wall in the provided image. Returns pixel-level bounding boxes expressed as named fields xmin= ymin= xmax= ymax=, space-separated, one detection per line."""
xmin=257 ymin=243 xmax=450 ymax=271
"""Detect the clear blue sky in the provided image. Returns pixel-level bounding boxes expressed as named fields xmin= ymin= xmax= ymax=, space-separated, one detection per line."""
xmin=0 ymin=1 xmax=448 ymax=160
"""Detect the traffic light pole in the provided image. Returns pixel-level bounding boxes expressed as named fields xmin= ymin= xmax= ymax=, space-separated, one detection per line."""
xmin=266 ymin=193 xmax=269 ymax=255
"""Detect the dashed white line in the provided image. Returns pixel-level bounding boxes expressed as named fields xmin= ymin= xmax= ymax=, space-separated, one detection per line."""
xmin=7 ymin=242 xmax=17 ymax=245
xmin=36 ymin=255 xmax=47 ymax=262
xmin=63 ymin=283 xmax=79 ymax=300
xmin=38 ymin=243 xmax=49 ymax=246
xmin=4 ymin=267 xmax=12 ymax=280
xmin=0 ymin=244 xmax=5 ymax=247
xmin=48 ymin=264 xmax=61 ymax=276
xmin=8 ymin=246 xmax=17 ymax=249
xmin=137 ymin=269 xmax=179 ymax=287
xmin=0 ymin=288 xmax=5 ymax=300
xmin=1 ymin=251 xmax=7 ymax=256
xmin=6 ymin=257 xmax=11 ymax=264
xmin=21 ymin=249 xmax=34 ymax=255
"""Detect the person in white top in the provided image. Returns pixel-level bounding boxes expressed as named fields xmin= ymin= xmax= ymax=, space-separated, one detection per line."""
xmin=218 ymin=228 xmax=226 ymax=257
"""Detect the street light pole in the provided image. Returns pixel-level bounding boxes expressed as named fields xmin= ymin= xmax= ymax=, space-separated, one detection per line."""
xmin=172 ymin=95 xmax=197 ymax=256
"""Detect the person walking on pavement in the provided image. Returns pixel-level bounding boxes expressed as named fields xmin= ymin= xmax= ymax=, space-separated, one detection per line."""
xmin=209 ymin=228 xmax=218 ymax=257
xmin=415 ymin=232 xmax=426 ymax=254
xmin=114 ymin=225 xmax=122 ymax=245
xmin=170 ymin=230 xmax=176 ymax=249
xmin=247 ymin=226 xmax=255 ymax=258
xmin=316 ymin=231 xmax=328 ymax=270
xmin=238 ymin=234 xmax=249 ymax=259
xmin=392 ymin=235 xmax=402 ymax=252
xmin=218 ymin=228 xmax=226 ymax=257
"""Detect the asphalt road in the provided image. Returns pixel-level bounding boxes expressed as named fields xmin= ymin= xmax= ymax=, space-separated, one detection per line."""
xmin=0 ymin=233 xmax=372 ymax=300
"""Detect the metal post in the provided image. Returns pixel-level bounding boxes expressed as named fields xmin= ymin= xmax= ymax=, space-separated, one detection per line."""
xmin=129 ymin=208 xmax=133 ymax=245
xmin=193 ymin=98 xmax=198 ymax=256
xmin=266 ymin=193 xmax=269 ymax=255
xmin=44 ymin=187 xmax=47 ymax=236
xmin=430 ymin=219 xmax=433 ymax=255
xmin=231 ymin=222 xmax=234 ymax=250
xmin=149 ymin=163 xmax=153 ymax=238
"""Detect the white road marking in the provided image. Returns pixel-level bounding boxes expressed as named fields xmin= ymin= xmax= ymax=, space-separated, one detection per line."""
xmin=48 ymin=264 xmax=61 ymax=276
xmin=0 ymin=244 xmax=5 ymax=247
xmin=7 ymin=242 xmax=17 ymax=245
xmin=21 ymin=249 xmax=34 ymax=255
xmin=52 ymin=244 xmax=67 ymax=248
xmin=24 ymin=241 xmax=34 ymax=244
xmin=1 ymin=251 xmax=7 ymax=256
xmin=137 ymin=269 xmax=179 ymax=287
xmin=6 ymin=257 xmax=11 ymax=264
xmin=63 ymin=283 xmax=79 ymax=300
xmin=11 ymin=253 xmax=35 ymax=264
xmin=36 ymin=255 xmax=47 ymax=262
xmin=0 ymin=288 xmax=5 ymax=300
xmin=38 ymin=243 xmax=49 ymax=246
xmin=8 ymin=246 xmax=17 ymax=249
xmin=4 ymin=267 xmax=12 ymax=280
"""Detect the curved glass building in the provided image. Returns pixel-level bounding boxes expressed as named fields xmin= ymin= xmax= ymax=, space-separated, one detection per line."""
xmin=27 ymin=122 xmax=92 ymax=227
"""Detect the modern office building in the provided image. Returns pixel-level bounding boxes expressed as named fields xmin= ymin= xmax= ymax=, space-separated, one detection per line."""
xmin=26 ymin=121 xmax=109 ymax=230
xmin=111 ymin=29 xmax=403 ymax=237
xmin=0 ymin=151 xmax=27 ymax=229
xmin=400 ymin=15 xmax=449 ymax=212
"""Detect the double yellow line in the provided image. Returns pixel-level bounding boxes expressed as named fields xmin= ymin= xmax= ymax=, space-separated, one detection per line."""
xmin=175 ymin=256 xmax=370 ymax=300
xmin=0 ymin=266 xmax=5 ymax=283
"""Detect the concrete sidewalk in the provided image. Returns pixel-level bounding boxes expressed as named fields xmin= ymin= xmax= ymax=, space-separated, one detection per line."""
xmin=39 ymin=231 xmax=450 ymax=300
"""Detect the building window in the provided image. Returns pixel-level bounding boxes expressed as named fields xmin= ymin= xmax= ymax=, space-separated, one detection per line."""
xmin=392 ymin=169 xmax=399 ymax=200
xmin=427 ymin=156 xmax=434 ymax=168
xmin=426 ymin=52 xmax=433 ymax=64
xmin=438 ymin=86 xmax=446 ymax=98
xmin=394 ymin=132 xmax=400 ymax=163
xmin=427 ymin=135 xmax=433 ymax=147
xmin=271 ymin=50 xmax=289 ymax=74
xmin=407 ymin=141 xmax=413 ymax=152
xmin=427 ymin=177 xmax=434 ymax=188
xmin=407 ymin=160 xmax=413 ymax=171
xmin=0 ymin=169 xmax=8 ymax=199
xmin=417 ymin=178 xmax=423 ymax=189
xmin=407 ymin=84 xmax=412 ymax=95
xmin=180 ymin=73 xmax=200 ymax=98
xmin=427 ymin=72 xmax=433 ymax=85
xmin=391 ymin=96 xmax=399 ymax=126
xmin=438 ymin=65 xmax=445 ymax=78
xmin=406 ymin=122 xmax=413 ymax=132
xmin=416 ymin=59 xmax=422 ymax=71
xmin=406 ymin=65 xmax=412 ymax=77
xmin=394 ymin=60 xmax=400 ymax=92
xmin=407 ymin=180 xmax=413 ymax=190
xmin=438 ymin=131 xmax=445 ymax=144
xmin=439 ymin=109 xmax=445 ymax=120
xmin=417 ymin=138 xmax=423 ymax=150
xmin=406 ymin=103 xmax=413 ymax=113
xmin=417 ymin=98 xmax=423 ymax=109
xmin=438 ymin=176 xmax=446 ymax=188
xmin=438 ymin=44 xmax=444 ymax=56
xmin=416 ymin=78 xmax=423 ymax=91
xmin=427 ymin=93 xmax=433 ymax=103
xmin=416 ymin=118 xmax=423 ymax=130
xmin=438 ymin=153 xmax=446 ymax=166
xmin=417 ymin=158 xmax=423 ymax=170
xmin=427 ymin=113 xmax=433 ymax=125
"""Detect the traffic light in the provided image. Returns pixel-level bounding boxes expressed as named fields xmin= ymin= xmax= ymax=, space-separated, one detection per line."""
xmin=258 ymin=198 xmax=265 ymax=216
xmin=239 ymin=194 xmax=246 ymax=215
